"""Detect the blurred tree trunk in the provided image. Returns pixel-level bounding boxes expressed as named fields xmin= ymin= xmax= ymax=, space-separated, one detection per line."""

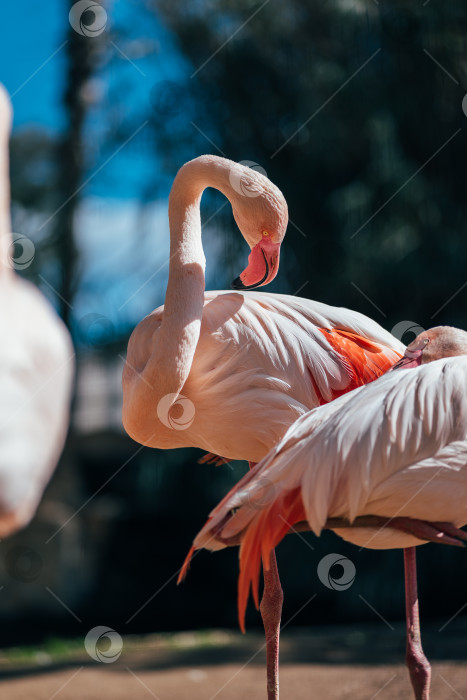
xmin=52 ymin=3 xmax=103 ymax=328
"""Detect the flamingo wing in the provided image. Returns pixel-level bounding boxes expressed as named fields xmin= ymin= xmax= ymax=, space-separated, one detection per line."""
xmin=192 ymin=355 xmax=467 ymax=629
xmin=181 ymin=291 xmax=403 ymax=461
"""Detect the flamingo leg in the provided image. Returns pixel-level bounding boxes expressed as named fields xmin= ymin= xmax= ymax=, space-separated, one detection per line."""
xmin=260 ymin=549 xmax=283 ymax=700
xmin=198 ymin=452 xmax=232 ymax=467
xmin=404 ymin=547 xmax=431 ymax=700
xmin=246 ymin=461 xmax=283 ymax=700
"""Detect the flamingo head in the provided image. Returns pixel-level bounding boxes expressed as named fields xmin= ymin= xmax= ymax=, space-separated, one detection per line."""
xmin=391 ymin=325 xmax=467 ymax=370
xmin=229 ymin=163 xmax=288 ymax=290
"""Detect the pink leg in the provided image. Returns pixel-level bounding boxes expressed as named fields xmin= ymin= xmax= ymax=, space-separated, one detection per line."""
xmin=404 ymin=547 xmax=431 ymax=700
xmin=198 ymin=452 xmax=232 ymax=467
xmin=260 ymin=550 xmax=283 ymax=700
xmin=248 ymin=461 xmax=283 ymax=700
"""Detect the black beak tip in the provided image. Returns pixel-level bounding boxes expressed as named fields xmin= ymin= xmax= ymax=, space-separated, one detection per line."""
xmin=231 ymin=277 xmax=245 ymax=290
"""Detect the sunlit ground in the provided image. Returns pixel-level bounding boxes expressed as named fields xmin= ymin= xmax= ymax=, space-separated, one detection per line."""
xmin=1 ymin=623 xmax=466 ymax=699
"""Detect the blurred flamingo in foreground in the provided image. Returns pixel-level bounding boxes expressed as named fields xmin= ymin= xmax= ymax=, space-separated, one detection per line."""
xmin=0 ymin=86 xmax=73 ymax=536
xmin=122 ymin=154 xmax=404 ymax=699
xmin=191 ymin=326 xmax=467 ymax=700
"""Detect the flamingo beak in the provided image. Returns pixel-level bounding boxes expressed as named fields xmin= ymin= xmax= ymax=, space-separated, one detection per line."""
xmin=391 ymin=354 xmax=422 ymax=371
xmin=231 ymin=240 xmax=281 ymax=290
xmin=390 ymin=337 xmax=430 ymax=371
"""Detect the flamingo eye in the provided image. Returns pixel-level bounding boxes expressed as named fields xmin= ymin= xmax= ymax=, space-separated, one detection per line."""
xmin=423 ymin=338 xmax=430 ymax=345
xmin=262 ymin=230 xmax=270 ymax=236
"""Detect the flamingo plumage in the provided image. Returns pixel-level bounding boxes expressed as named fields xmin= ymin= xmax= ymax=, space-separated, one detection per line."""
xmin=191 ymin=326 xmax=467 ymax=700
xmin=122 ymin=155 xmax=404 ymax=459
xmin=0 ymin=85 xmax=73 ymax=536
xmin=121 ymin=154 xmax=404 ymax=700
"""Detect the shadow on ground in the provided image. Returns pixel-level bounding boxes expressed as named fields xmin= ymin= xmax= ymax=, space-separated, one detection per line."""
xmin=0 ymin=618 xmax=465 ymax=678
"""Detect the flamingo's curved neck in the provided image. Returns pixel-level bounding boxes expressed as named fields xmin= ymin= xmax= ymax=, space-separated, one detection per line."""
xmin=143 ymin=157 xmax=232 ymax=399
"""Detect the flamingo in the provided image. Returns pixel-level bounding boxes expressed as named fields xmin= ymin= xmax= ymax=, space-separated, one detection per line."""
xmin=0 ymin=85 xmax=73 ymax=536
xmin=121 ymin=154 xmax=404 ymax=700
xmin=190 ymin=326 xmax=467 ymax=700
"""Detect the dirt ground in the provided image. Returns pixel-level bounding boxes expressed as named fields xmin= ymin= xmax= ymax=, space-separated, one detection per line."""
xmin=0 ymin=624 xmax=466 ymax=699
xmin=3 ymin=662 xmax=467 ymax=700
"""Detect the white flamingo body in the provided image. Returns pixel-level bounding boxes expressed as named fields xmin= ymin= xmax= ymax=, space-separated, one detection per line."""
xmin=0 ymin=276 xmax=73 ymax=534
xmin=125 ymin=288 xmax=403 ymax=461
xmin=193 ymin=355 xmax=467 ymax=601
xmin=0 ymin=86 xmax=73 ymax=536
xmin=327 ymin=359 xmax=467 ymax=550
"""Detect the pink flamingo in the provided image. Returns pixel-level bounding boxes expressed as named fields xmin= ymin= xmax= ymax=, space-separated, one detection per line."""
xmin=122 ymin=154 xmax=404 ymax=699
xmin=191 ymin=326 xmax=467 ymax=700
xmin=0 ymin=86 xmax=73 ymax=536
